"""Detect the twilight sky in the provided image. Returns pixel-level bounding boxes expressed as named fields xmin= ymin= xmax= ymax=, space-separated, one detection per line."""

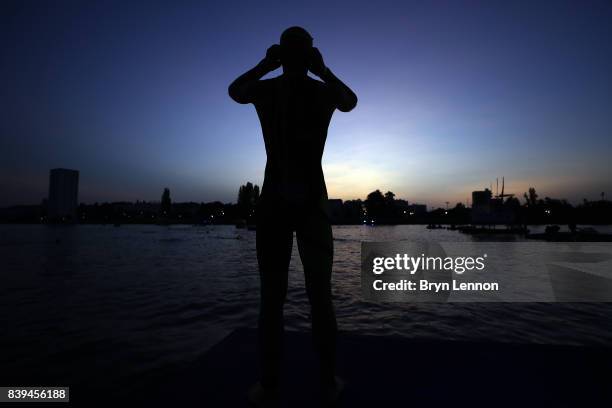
xmin=2 ymin=0 xmax=611 ymax=208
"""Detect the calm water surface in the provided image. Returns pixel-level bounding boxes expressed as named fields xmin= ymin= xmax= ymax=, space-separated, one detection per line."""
xmin=1 ymin=224 xmax=611 ymax=388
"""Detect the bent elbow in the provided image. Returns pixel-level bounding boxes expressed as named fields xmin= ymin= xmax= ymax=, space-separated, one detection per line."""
xmin=338 ymin=95 xmax=358 ymax=112
xmin=228 ymin=82 xmax=247 ymax=104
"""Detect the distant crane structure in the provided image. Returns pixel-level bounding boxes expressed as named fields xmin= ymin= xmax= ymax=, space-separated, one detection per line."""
xmin=471 ymin=176 xmax=518 ymax=225
xmin=493 ymin=177 xmax=514 ymax=201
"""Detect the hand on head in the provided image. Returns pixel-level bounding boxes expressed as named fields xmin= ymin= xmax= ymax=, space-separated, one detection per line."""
xmin=261 ymin=28 xmax=327 ymax=78
xmin=308 ymin=47 xmax=326 ymax=78
xmin=263 ymin=44 xmax=281 ymax=71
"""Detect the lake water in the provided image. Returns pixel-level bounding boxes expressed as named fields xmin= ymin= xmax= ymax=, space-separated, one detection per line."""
xmin=1 ymin=224 xmax=611 ymax=389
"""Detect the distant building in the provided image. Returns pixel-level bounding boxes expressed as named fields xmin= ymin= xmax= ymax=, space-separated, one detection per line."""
xmin=472 ymin=189 xmax=492 ymax=207
xmin=48 ymin=168 xmax=79 ymax=222
xmin=471 ymin=188 xmax=516 ymax=224
xmin=471 ymin=189 xmax=492 ymax=224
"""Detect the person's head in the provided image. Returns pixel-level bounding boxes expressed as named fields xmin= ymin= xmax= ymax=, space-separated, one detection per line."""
xmin=280 ymin=26 xmax=313 ymax=76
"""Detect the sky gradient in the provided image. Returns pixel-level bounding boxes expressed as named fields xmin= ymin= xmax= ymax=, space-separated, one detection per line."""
xmin=2 ymin=0 xmax=611 ymax=208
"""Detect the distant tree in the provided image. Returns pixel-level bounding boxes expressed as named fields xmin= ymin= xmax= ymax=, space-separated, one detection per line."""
xmin=454 ymin=202 xmax=466 ymax=211
xmin=237 ymin=182 xmax=260 ymax=219
xmin=365 ymin=190 xmax=385 ymax=221
xmin=254 ymin=184 xmax=260 ymax=203
xmin=161 ymin=187 xmax=172 ymax=216
xmin=442 ymin=202 xmax=469 ymax=224
xmin=523 ymin=187 xmax=538 ymax=207
xmin=384 ymin=191 xmax=398 ymax=219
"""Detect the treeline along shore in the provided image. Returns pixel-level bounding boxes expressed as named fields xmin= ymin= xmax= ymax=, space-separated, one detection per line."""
xmin=2 ymin=183 xmax=611 ymax=226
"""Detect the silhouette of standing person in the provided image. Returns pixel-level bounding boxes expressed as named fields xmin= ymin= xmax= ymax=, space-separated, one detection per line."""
xmin=229 ymin=26 xmax=357 ymax=406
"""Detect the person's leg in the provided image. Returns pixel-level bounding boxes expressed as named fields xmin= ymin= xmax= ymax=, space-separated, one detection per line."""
xmin=255 ymin=207 xmax=293 ymax=390
xmin=295 ymin=206 xmax=337 ymax=387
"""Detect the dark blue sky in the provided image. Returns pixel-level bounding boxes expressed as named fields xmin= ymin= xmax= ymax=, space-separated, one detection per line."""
xmin=2 ymin=0 xmax=611 ymax=208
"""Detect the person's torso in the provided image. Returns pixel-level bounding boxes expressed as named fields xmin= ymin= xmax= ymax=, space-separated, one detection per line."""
xmin=254 ymin=76 xmax=335 ymax=208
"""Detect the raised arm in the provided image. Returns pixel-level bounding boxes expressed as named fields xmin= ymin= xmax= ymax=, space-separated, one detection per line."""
xmin=228 ymin=45 xmax=281 ymax=104
xmin=309 ymin=47 xmax=358 ymax=112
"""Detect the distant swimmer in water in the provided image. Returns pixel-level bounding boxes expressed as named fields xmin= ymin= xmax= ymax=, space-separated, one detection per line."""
xmin=229 ymin=26 xmax=357 ymax=406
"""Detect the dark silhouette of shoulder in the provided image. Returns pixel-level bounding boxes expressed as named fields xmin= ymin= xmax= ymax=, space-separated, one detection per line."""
xmin=243 ymin=75 xmax=339 ymax=112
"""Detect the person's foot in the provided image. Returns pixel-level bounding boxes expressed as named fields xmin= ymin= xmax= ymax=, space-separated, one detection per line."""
xmin=247 ymin=380 xmax=279 ymax=408
xmin=321 ymin=376 xmax=346 ymax=407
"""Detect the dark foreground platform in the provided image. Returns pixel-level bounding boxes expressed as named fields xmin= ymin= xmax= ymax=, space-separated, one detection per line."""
xmin=101 ymin=328 xmax=612 ymax=408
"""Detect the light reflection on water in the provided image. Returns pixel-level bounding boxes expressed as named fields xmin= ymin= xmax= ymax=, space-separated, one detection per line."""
xmin=1 ymin=224 xmax=611 ymax=386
